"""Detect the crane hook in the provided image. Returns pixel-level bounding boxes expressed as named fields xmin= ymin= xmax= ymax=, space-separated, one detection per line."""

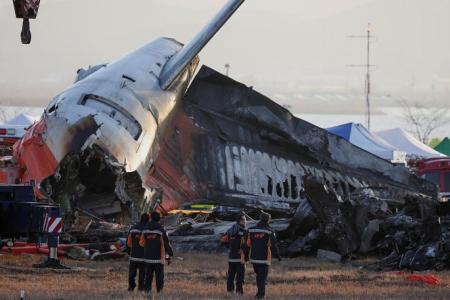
xmin=21 ymin=18 xmax=31 ymax=44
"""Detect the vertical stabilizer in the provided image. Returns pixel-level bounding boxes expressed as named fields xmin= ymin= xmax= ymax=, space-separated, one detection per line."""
xmin=159 ymin=0 xmax=246 ymax=90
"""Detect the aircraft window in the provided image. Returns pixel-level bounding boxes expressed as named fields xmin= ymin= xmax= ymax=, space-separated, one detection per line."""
xmin=444 ymin=172 xmax=450 ymax=192
xmin=47 ymin=104 xmax=57 ymax=113
xmin=283 ymin=179 xmax=289 ymax=198
xmin=290 ymin=175 xmax=298 ymax=199
xmin=122 ymin=74 xmax=136 ymax=82
xmin=267 ymin=176 xmax=273 ymax=195
xmin=80 ymin=95 xmax=142 ymax=140
xmin=424 ymin=172 xmax=440 ymax=188
xmin=276 ymin=183 xmax=282 ymax=197
xmin=46 ymin=95 xmax=61 ymax=113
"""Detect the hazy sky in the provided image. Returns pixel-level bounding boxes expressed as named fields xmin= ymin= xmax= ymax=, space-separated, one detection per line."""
xmin=1 ymin=0 xmax=372 ymax=18
xmin=0 ymin=0 xmax=449 ymax=107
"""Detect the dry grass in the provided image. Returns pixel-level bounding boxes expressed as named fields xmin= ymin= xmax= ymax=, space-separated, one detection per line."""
xmin=0 ymin=252 xmax=450 ymax=299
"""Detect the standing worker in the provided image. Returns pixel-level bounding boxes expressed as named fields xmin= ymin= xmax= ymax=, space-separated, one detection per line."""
xmin=247 ymin=212 xmax=281 ymax=299
xmin=140 ymin=211 xmax=173 ymax=294
xmin=221 ymin=213 xmax=249 ymax=295
xmin=127 ymin=213 xmax=149 ymax=291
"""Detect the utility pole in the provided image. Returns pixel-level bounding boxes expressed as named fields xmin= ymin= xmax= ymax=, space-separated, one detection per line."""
xmin=347 ymin=23 xmax=375 ymax=130
xmin=224 ymin=63 xmax=230 ymax=76
xmin=365 ymin=23 xmax=371 ymax=130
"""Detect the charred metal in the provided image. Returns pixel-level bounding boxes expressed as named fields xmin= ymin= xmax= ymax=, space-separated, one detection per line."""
xmin=148 ymin=66 xmax=437 ymax=217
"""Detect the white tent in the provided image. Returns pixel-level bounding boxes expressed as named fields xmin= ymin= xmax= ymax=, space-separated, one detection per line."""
xmin=0 ymin=113 xmax=39 ymax=139
xmin=4 ymin=114 xmax=37 ymax=126
xmin=327 ymin=123 xmax=406 ymax=163
xmin=375 ymin=128 xmax=445 ymax=159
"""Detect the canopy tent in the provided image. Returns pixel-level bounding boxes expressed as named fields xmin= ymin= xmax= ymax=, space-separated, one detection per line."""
xmin=434 ymin=137 xmax=450 ymax=156
xmin=327 ymin=123 xmax=406 ymax=163
xmin=3 ymin=114 xmax=37 ymax=126
xmin=375 ymin=128 xmax=445 ymax=159
xmin=0 ymin=113 xmax=39 ymax=139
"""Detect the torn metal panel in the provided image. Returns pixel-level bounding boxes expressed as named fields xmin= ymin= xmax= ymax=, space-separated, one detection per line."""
xmin=360 ymin=220 xmax=383 ymax=253
xmin=316 ymin=249 xmax=342 ymax=263
xmin=303 ymin=176 xmax=360 ymax=256
xmin=286 ymin=229 xmax=320 ymax=256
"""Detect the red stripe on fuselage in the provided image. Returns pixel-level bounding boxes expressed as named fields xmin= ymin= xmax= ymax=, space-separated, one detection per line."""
xmin=13 ymin=120 xmax=58 ymax=186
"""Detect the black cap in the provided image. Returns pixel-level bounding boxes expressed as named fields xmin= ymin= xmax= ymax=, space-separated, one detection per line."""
xmin=259 ymin=212 xmax=271 ymax=223
xmin=236 ymin=213 xmax=246 ymax=222
xmin=140 ymin=213 xmax=150 ymax=224
xmin=151 ymin=211 xmax=161 ymax=222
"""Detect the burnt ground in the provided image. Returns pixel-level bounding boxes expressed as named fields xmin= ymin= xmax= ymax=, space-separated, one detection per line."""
xmin=0 ymin=253 xmax=450 ymax=299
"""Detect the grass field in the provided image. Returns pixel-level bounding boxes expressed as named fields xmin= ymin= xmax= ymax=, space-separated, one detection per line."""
xmin=1 ymin=252 xmax=450 ymax=299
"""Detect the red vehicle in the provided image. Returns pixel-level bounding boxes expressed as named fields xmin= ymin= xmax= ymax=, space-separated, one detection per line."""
xmin=0 ymin=126 xmax=27 ymax=156
xmin=417 ymin=157 xmax=450 ymax=202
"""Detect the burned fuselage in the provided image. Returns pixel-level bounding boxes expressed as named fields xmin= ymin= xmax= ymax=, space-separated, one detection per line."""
xmin=147 ymin=66 xmax=438 ymax=217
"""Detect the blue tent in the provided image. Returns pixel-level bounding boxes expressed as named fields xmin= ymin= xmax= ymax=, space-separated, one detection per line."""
xmin=327 ymin=123 xmax=354 ymax=140
xmin=327 ymin=123 xmax=406 ymax=163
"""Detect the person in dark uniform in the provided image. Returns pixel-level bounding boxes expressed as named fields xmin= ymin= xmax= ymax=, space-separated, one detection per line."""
xmin=247 ymin=212 xmax=281 ymax=299
xmin=127 ymin=213 xmax=149 ymax=291
xmin=221 ymin=213 xmax=248 ymax=295
xmin=139 ymin=211 xmax=173 ymax=293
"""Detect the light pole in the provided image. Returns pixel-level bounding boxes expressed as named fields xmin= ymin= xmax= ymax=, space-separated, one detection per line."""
xmin=365 ymin=23 xmax=371 ymax=130
xmin=347 ymin=23 xmax=375 ymax=130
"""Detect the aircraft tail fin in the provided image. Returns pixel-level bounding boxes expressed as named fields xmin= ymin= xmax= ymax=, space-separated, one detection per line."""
xmin=159 ymin=0 xmax=246 ymax=90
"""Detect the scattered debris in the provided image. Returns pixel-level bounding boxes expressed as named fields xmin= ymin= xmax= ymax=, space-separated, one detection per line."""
xmin=407 ymin=274 xmax=441 ymax=285
xmin=168 ymin=219 xmax=290 ymax=253
xmin=392 ymin=272 xmax=442 ymax=286
xmin=317 ymin=249 xmax=342 ymax=263
xmin=0 ymin=240 xmax=127 ymax=261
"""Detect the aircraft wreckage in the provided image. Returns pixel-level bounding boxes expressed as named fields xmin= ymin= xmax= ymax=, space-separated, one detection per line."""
xmin=2 ymin=0 xmax=444 ymax=265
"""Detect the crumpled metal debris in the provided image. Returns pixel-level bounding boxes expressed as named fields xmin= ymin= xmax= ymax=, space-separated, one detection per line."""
xmin=316 ymin=249 xmax=342 ymax=263
xmin=278 ymin=174 xmax=450 ymax=271
xmin=56 ymin=168 xmax=445 ymax=270
xmin=369 ymin=216 xmax=450 ymax=271
xmin=168 ymin=218 xmax=291 ymax=253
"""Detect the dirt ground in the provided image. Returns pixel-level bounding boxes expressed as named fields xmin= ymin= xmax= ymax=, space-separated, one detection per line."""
xmin=1 ymin=252 xmax=450 ymax=300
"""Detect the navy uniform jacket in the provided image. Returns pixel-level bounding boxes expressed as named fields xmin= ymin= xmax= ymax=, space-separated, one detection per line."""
xmin=247 ymin=221 xmax=280 ymax=265
xmin=222 ymin=223 xmax=249 ymax=263
xmin=127 ymin=222 xmax=146 ymax=262
xmin=139 ymin=220 xmax=173 ymax=264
